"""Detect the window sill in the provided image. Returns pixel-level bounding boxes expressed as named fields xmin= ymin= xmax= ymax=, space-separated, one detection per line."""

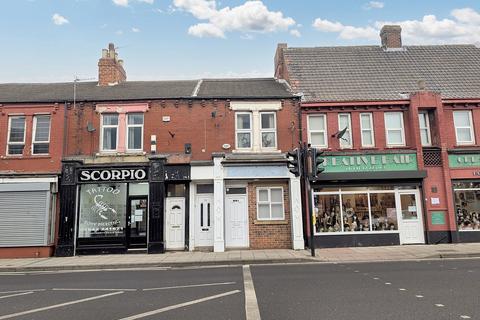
xmin=254 ymin=219 xmax=288 ymax=225
xmin=232 ymin=149 xmax=281 ymax=153
xmin=96 ymin=151 xmax=146 ymax=156
xmin=2 ymin=155 xmax=51 ymax=160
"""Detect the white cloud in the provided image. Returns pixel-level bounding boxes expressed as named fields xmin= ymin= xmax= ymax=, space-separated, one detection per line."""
xmin=173 ymin=0 xmax=295 ymax=38
xmin=132 ymin=27 xmax=140 ymax=32
xmin=112 ymin=0 xmax=154 ymax=7
xmin=290 ymin=29 xmax=301 ymax=37
xmin=312 ymin=7 xmax=480 ymax=44
xmin=364 ymin=1 xmax=384 ymax=10
xmin=52 ymin=13 xmax=69 ymax=25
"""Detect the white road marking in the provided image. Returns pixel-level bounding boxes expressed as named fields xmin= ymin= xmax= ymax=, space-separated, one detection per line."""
xmin=399 ymin=288 xmax=407 ymax=291
xmin=0 ymin=291 xmax=124 ymax=320
xmin=0 ymin=289 xmax=45 ymax=294
xmin=243 ymin=265 xmax=261 ymax=320
xmin=415 ymin=295 xmax=424 ymax=298
xmin=116 ymin=290 xmax=241 ymax=320
xmin=373 ymin=277 xmax=380 ymax=280
xmin=435 ymin=304 xmax=445 ymax=307
xmin=52 ymin=288 xmax=137 ymax=292
xmin=0 ymin=292 xmax=34 ymax=300
xmin=0 ymin=273 xmax=26 ymax=276
xmin=385 ymin=282 xmax=391 ymax=285
xmin=354 ymin=270 xmax=359 ymax=273
xmin=460 ymin=315 xmax=471 ymax=319
xmin=143 ymin=282 xmax=236 ymax=291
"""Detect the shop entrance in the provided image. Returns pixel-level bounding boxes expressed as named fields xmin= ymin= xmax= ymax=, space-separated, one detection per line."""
xmin=165 ymin=197 xmax=185 ymax=250
xmin=397 ymin=190 xmax=425 ymax=244
xmin=196 ymin=194 xmax=214 ymax=247
xmin=127 ymin=197 xmax=148 ymax=248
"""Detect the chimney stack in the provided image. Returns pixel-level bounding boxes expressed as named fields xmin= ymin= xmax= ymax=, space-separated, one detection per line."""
xmin=98 ymin=43 xmax=126 ymax=86
xmin=380 ymin=25 xmax=402 ymax=50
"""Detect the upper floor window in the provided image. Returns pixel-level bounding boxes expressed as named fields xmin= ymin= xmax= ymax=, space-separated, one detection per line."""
xmin=260 ymin=112 xmax=277 ymax=149
xmin=101 ymin=114 xmax=119 ymax=151
xmin=453 ymin=111 xmax=475 ymax=145
xmin=32 ymin=115 xmax=51 ymax=154
xmin=384 ymin=112 xmax=405 ymax=147
xmin=308 ymin=115 xmax=327 ymax=148
xmin=257 ymin=187 xmax=284 ymax=220
xmin=127 ymin=113 xmax=144 ymax=151
xmin=236 ymin=112 xmax=252 ymax=149
xmin=7 ymin=116 xmax=26 ymax=155
xmin=338 ymin=113 xmax=352 ymax=148
xmin=360 ymin=113 xmax=374 ymax=147
xmin=418 ymin=112 xmax=432 ymax=147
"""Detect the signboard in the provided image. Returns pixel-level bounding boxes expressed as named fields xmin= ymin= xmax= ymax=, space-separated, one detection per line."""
xmin=320 ymin=153 xmax=418 ymax=173
xmin=78 ymin=168 xmax=148 ymax=183
xmin=449 ymin=154 xmax=480 ymax=168
xmin=431 ymin=211 xmax=446 ymax=225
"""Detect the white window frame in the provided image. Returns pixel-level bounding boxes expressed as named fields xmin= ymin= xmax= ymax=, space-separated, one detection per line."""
xmin=256 ymin=187 xmax=285 ymax=220
xmin=235 ymin=112 xmax=253 ymax=150
xmin=384 ymin=112 xmax=406 ymax=147
xmin=32 ymin=114 xmax=51 ymax=155
xmin=307 ymin=114 xmax=328 ymax=149
xmin=126 ymin=113 xmax=144 ymax=152
xmin=7 ymin=115 xmax=26 ymax=156
xmin=418 ymin=112 xmax=432 ymax=147
xmin=100 ymin=113 xmax=119 ymax=152
xmin=338 ymin=113 xmax=352 ymax=149
xmin=259 ymin=112 xmax=277 ymax=150
xmin=453 ymin=110 xmax=475 ymax=145
xmin=360 ymin=113 xmax=375 ymax=147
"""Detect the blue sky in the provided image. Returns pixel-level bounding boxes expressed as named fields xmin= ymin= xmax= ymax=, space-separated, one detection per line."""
xmin=1 ymin=0 xmax=479 ymax=83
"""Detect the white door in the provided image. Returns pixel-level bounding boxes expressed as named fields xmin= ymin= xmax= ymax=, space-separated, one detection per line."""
xmin=196 ymin=195 xmax=214 ymax=247
xmin=165 ymin=197 xmax=185 ymax=250
xmin=225 ymin=196 xmax=248 ymax=248
xmin=397 ymin=191 xmax=425 ymax=244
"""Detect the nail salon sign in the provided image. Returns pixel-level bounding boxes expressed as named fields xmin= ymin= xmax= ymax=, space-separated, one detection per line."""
xmin=79 ymin=168 xmax=148 ymax=182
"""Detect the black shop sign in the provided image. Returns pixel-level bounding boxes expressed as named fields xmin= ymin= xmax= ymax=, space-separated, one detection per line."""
xmin=78 ymin=168 xmax=148 ymax=183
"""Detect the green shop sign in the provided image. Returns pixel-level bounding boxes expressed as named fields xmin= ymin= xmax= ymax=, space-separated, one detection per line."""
xmin=448 ymin=154 xmax=480 ymax=168
xmin=320 ymin=153 xmax=418 ymax=173
xmin=431 ymin=211 xmax=446 ymax=225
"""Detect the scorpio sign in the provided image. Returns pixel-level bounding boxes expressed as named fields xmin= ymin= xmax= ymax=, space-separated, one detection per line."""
xmin=91 ymin=194 xmax=118 ymax=220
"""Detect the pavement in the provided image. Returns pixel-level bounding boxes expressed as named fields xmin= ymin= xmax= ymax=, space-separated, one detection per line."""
xmin=1 ymin=243 xmax=480 ymax=272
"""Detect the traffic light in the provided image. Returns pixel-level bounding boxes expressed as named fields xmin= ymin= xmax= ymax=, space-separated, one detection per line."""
xmin=311 ymin=148 xmax=325 ymax=178
xmin=287 ymin=148 xmax=301 ymax=177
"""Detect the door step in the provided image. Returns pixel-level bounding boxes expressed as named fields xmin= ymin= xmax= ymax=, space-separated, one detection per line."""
xmin=127 ymin=248 xmax=148 ymax=254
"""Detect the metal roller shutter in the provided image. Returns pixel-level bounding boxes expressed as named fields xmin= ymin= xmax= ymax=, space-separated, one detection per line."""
xmin=0 ymin=190 xmax=49 ymax=247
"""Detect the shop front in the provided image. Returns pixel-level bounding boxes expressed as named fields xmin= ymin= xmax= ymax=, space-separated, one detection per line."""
xmin=312 ymin=153 xmax=427 ymax=248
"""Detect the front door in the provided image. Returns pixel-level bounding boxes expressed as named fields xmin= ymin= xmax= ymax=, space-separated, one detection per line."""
xmin=127 ymin=197 xmax=148 ymax=248
xmin=225 ymin=195 xmax=248 ymax=248
xmin=397 ymin=191 xmax=425 ymax=244
xmin=196 ymin=195 xmax=214 ymax=247
xmin=165 ymin=197 xmax=185 ymax=250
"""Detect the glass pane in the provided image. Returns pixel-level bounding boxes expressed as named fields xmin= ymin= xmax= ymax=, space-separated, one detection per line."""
xmin=130 ymin=199 xmax=147 ymax=236
xmin=237 ymin=132 xmax=251 ymax=148
xmin=78 ymin=183 xmax=127 ymax=238
xmin=420 ymin=129 xmax=430 ymax=145
xmin=362 ymin=131 xmax=373 ymax=146
xmin=400 ymin=194 xmax=418 ymax=220
xmin=236 ymin=114 xmax=251 ymax=129
xmin=258 ymin=189 xmax=269 ymax=201
xmin=310 ymin=132 xmax=325 ymax=146
xmin=128 ymin=113 xmax=143 ymax=125
xmin=129 ymin=183 xmax=149 ymax=196
xmin=453 ymin=182 xmax=480 ymax=189
xmin=9 ymin=117 xmax=25 ymax=142
xmin=271 ymin=204 xmax=284 ymax=219
xmin=261 ymin=132 xmax=276 ymax=148
xmin=167 ymin=184 xmax=186 ymax=197
xmin=385 ymin=112 xmax=402 ymax=128
xmin=339 ymin=114 xmax=350 ymax=129
xmin=418 ymin=113 xmax=427 ymax=128
xmin=33 ymin=143 xmax=49 ymax=154
xmin=128 ymin=127 xmax=142 ymax=150
xmin=309 ymin=116 xmax=325 ymax=130
xmin=261 ymin=113 xmax=275 ymax=129
xmin=103 ymin=114 xmax=118 ymax=125
xmin=103 ymin=127 xmax=117 ymax=150
xmin=340 ymin=129 xmax=351 ymax=147
xmin=271 ymin=188 xmax=283 ymax=202
xmin=258 ymin=204 xmax=270 ymax=219
xmin=8 ymin=144 xmax=24 ymax=155
xmin=453 ymin=111 xmax=471 ymax=127
xmin=226 ymin=187 xmax=247 ymax=195
xmin=457 ymin=128 xmax=472 ymax=142
xmin=197 ymin=184 xmax=214 ymax=194
xmin=455 ymin=190 xmax=480 ymax=230
xmin=313 ymin=194 xmax=341 ymax=233
xmin=342 ymin=194 xmax=370 ymax=232
xmin=34 ymin=116 xmax=50 ymax=142
xmin=361 ymin=114 xmax=372 ymax=129
xmin=387 ymin=130 xmax=403 ymax=144
xmin=370 ymin=193 xmax=398 ymax=230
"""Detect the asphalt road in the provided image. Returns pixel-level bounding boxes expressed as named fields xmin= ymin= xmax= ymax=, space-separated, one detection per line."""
xmin=0 ymin=259 xmax=478 ymax=320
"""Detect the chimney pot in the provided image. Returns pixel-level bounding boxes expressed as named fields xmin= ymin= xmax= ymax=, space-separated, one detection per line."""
xmin=380 ymin=25 xmax=402 ymax=50
xmin=102 ymin=49 xmax=108 ymax=58
xmin=108 ymin=43 xmax=115 ymax=51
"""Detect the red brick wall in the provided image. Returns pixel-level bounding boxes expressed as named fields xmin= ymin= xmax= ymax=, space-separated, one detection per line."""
xmin=247 ymin=180 xmax=292 ymax=249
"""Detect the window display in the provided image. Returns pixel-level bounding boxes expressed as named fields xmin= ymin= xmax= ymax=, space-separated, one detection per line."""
xmin=454 ymin=182 xmax=480 ymax=231
xmin=314 ymin=194 xmax=341 ymax=232
xmin=341 ymin=194 xmax=370 ymax=231
xmin=370 ymin=193 xmax=398 ymax=230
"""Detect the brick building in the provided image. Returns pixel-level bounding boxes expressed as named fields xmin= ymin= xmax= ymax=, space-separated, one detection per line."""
xmin=275 ymin=25 xmax=480 ymax=248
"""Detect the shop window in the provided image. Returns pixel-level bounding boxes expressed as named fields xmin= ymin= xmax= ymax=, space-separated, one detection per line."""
xmin=7 ymin=116 xmax=26 ymax=155
xmin=338 ymin=113 xmax=352 ymax=148
xmin=454 ymin=184 xmax=480 ymax=231
xmin=257 ymin=187 xmax=284 ymax=220
xmin=453 ymin=111 xmax=475 ymax=145
xmin=370 ymin=193 xmax=398 ymax=230
xmin=260 ymin=112 xmax=277 ymax=149
xmin=127 ymin=113 xmax=144 ymax=151
xmin=32 ymin=115 xmax=51 ymax=155
xmin=384 ymin=112 xmax=405 ymax=147
xmin=78 ymin=183 xmax=127 ymax=238
xmin=314 ymin=194 xmax=341 ymax=232
xmin=308 ymin=115 xmax=327 ymax=148
xmin=235 ymin=112 xmax=252 ymax=149
xmin=418 ymin=112 xmax=432 ymax=146
xmin=101 ymin=114 xmax=119 ymax=151
xmin=360 ymin=113 xmax=375 ymax=147
xmin=342 ymin=194 xmax=370 ymax=231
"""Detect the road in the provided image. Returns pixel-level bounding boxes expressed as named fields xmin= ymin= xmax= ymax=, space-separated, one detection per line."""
xmin=0 ymin=259 xmax=478 ymax=320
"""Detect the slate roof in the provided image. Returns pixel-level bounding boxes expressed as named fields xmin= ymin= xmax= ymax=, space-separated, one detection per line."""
xmin=0 ymin=78 xmax=293 ymax=103
xmin=282 ymin=45 xmax=480 ymax=102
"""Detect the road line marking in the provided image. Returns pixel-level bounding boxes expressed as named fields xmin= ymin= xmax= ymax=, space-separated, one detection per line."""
xmin=0 ymin=292 xmax=34 ymax=300
xmin=142 ymin=282 xmax=236 ymax=291
xmin=399 ymin=288 xmax=407 ymax=291
xmin=0 ymin=291 xmax=124 ymax=320
xmin=435 ymin=304 xmax=445 ymax=307
xmin=52 ymin=288 xmax=137 ymax=292
xmin=385 ymin=282 xmax=391 ymax=285
xmin=460 ymin=315 xmax=471 ymax=319
xmin=373 ymin=277 xmax=379 ymax=280
xmin=116 ymin=290 xmax=241 ymax=320
xmin=243 ymin=265 xmax=261 ymax=320
xmin=415 ymin=295 xmax=424 ymax=298
xmin=0 ymin=289 xmax=45 ymax=294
